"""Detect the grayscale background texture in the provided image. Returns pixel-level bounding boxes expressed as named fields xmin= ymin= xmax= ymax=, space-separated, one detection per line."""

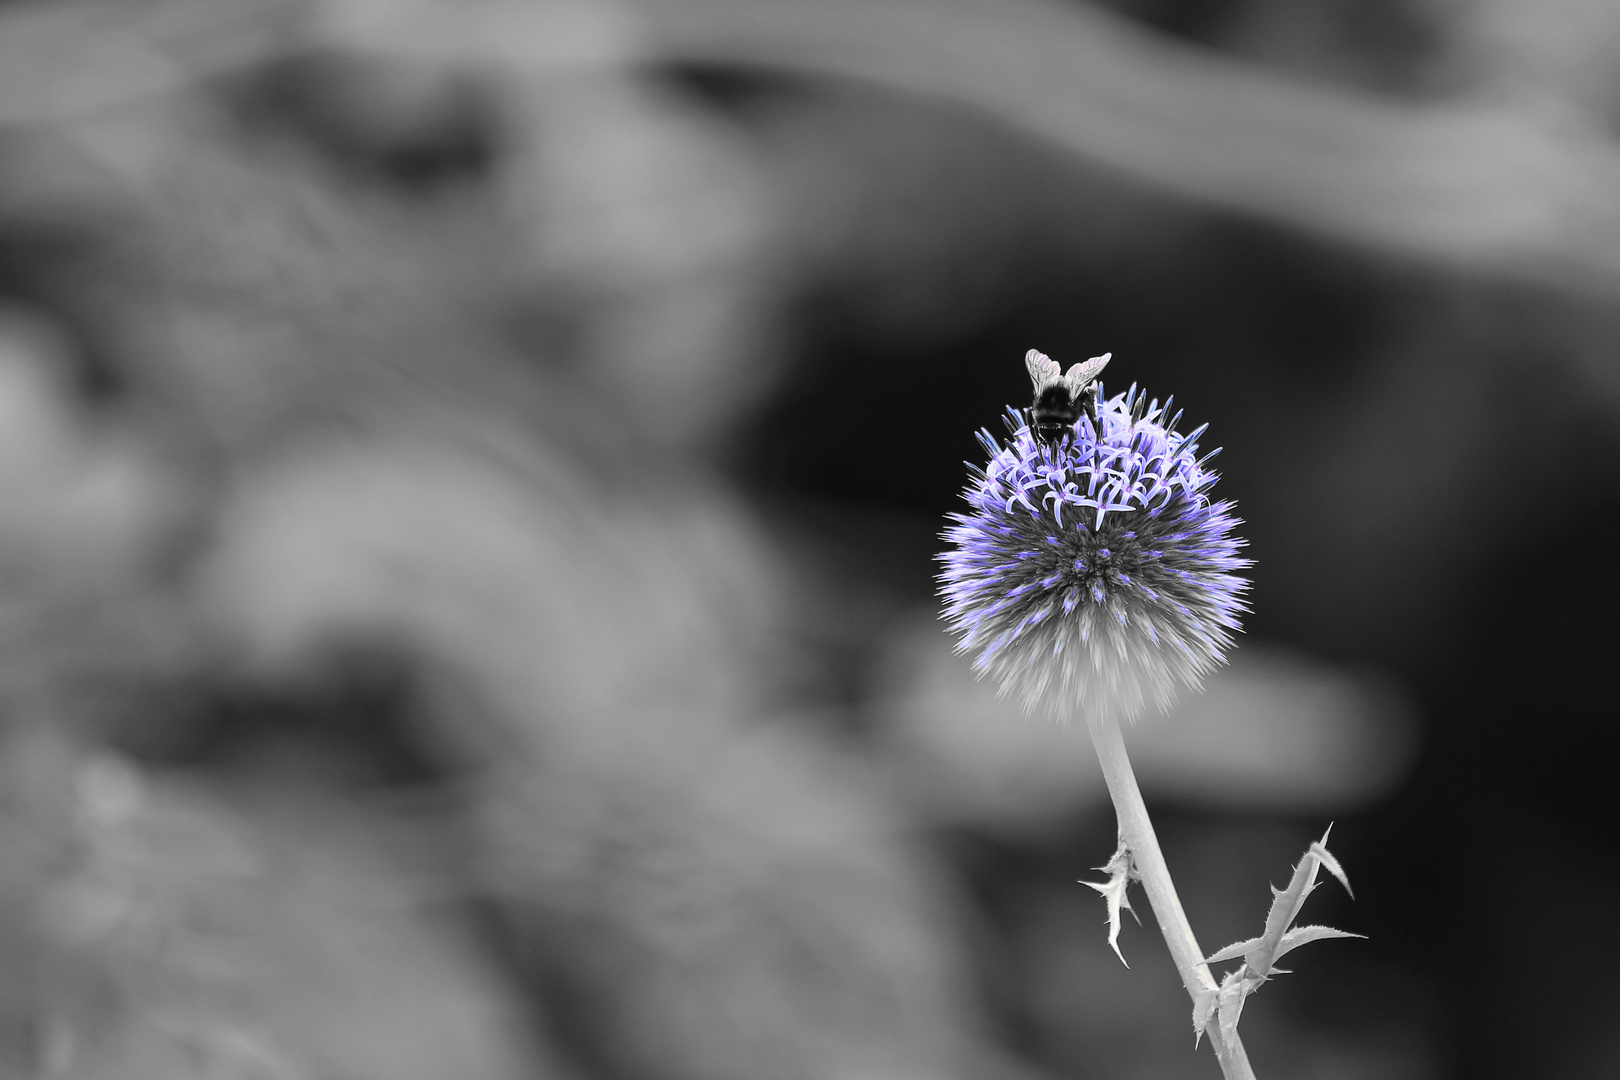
xmin=0 ymin=2 xmax=1614 ymax=1078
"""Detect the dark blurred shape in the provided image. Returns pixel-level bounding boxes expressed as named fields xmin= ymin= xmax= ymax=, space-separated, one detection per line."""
xmin=220 ymin=51 xmax=500 ymax=192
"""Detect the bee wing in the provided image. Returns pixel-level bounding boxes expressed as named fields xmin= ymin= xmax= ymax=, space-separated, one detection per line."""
xmin=1064 ymin=352 xmax=1112 ymax=390
xmin=1025 ymin=349 xmax=1062 ymax=388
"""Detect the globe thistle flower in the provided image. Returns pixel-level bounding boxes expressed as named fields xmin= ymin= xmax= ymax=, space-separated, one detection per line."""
xmin=938 ymin=351 xmax=1250 ymax=724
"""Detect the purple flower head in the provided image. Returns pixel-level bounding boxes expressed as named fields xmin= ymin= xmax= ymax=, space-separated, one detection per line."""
xmin=937 ymin=355 xmax=1250 ymax=723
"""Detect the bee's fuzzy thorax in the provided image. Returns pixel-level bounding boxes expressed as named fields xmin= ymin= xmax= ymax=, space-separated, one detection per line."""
xmin=937 ymin=383 xmax=1250 ymax=724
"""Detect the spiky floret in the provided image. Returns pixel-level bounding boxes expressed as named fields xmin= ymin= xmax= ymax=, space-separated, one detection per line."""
xmin=937 ymin=383 xmax=1250 ymax=724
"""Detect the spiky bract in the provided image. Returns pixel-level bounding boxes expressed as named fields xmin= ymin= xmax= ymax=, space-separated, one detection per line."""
xmin=937 ymin=385 xmax=1250 ymax=723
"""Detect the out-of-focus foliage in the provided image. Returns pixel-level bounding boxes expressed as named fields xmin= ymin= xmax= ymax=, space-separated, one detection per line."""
xmin=2 ymin=1 xmax=1618 ymax=1079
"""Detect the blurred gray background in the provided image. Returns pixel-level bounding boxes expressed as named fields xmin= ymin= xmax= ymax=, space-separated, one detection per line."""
xmin=2 ymin=0 xmax=1616 ymax=1077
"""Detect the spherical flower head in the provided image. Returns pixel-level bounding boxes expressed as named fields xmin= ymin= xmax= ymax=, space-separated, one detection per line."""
xmin=937 ymin=381 xmax=1250 ymax=724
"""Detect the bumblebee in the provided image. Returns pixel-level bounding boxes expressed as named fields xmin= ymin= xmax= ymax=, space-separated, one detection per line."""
xmin=1025 ymin=349 xmax=1111 ymax=448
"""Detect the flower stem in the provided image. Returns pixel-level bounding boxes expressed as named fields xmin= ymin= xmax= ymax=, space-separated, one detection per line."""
xmin=1086 ymin=711 xmax=1257 ymax=1080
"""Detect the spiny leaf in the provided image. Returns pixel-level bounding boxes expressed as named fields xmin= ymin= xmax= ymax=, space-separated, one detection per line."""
xmin=1246 ymin=826 xmax=1353 ymax=978
xmin=1273 ymin=924 xmax=1364 ymax=961
xmin=1191 ymin=987 xmax=1218 ymax=1047
xmin=1079 ymin=837 xmax=1136 ymax=967
xmin=1204 ymin=936 xmax=1265 ymax=966
xmin=1191 ymin=827 xmax=1360 ymax=1043
xmin=1216 ymin=977 xmax=1247 ymax=1047
xmin=1308 ymin=835 xmax=1353 ymax=899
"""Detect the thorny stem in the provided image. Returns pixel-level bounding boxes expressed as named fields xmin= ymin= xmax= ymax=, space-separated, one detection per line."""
xmin=1087 ymin=711 xmax=1257 ymax=1080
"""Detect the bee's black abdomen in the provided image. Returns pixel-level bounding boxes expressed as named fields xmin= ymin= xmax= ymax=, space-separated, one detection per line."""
xmin=1030 ymin=385 xmax=1085 ymax=447
xmin=1032 ymin=386 xmax=1079 ymax=414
